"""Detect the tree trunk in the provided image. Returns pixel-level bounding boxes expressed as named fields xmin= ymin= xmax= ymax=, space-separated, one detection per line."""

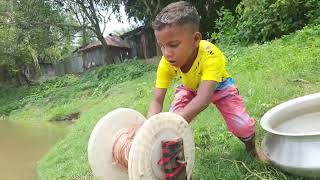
xmin=82 ymin=27 xmax=87 ymax=46
xmin=155 ymin=40 xmax=161 ymax=56
xmin=93 ymin=20 xmax=114 ymax=64
xmin=97 ymin=35 xmax=114 ymax=64
xmin=21 ymin=69 xmax=32 ymax=85
xmin=0 ymin=65 xmax=5 ymax=83
xmin=77 ymin=0 xmax=115 ymax=65
xmin=29 ymin=47 xmax=41 ymax=78
xmin=16 ymin=69 xmax=31 ymax=86
xmin=16 ymin=72 xmax=23 ymax=86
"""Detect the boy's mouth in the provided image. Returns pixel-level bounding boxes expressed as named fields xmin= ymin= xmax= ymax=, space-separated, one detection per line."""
xmin=168 ymin=60 xmax=176 ymax=64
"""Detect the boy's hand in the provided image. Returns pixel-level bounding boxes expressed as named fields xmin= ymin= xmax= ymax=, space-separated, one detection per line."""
xmin=177 ymin=80 xmax=216 ymax=123
xmin=147 ymin=88 xmax=167 ymax=118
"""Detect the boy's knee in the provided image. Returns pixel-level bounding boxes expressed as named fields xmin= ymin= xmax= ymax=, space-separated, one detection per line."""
xmin=170 ymin=87 xmax=195 ymax=112
xmin=230 ymin=117 xmax=256 ymax=138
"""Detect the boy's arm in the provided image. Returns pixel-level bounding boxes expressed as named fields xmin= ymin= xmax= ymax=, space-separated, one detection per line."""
xmin=177 ymin=80 xmax=216 ymax=123
xmin=147 ymin=88 xmax=167 ymax=118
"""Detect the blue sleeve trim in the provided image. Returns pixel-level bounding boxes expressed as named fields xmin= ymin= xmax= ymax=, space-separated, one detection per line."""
xmin=215 ymin=77 xmax=235 ymax=90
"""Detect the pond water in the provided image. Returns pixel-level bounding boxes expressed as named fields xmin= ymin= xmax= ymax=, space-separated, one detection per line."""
xmin=0 ymin=120 xmax=68 ymax=180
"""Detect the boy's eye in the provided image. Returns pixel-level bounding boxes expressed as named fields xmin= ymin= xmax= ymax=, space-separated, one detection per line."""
xmin=169 ymin=43 xmax=179 ymax=48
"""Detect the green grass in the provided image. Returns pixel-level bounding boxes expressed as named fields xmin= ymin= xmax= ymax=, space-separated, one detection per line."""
xmin=1 ymin=24 xmax=320 ymax=179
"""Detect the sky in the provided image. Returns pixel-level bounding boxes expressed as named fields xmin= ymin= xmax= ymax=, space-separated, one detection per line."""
xmin=102 ymin=5 xmax=141 ymax=36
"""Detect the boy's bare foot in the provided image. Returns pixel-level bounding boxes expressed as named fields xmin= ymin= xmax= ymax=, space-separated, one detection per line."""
xmin=252 ymin=147 xmax=270 ymax=164
xmin=239 ymin=134 xmax=270 ymax=164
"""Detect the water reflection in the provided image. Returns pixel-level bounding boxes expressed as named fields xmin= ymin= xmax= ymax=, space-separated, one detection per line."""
xmin=0 ymin=120 xmax=68 ymax=180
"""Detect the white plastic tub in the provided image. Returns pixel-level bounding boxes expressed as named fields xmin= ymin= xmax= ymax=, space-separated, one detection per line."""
xmin=260 ymin=92 xmax=320 ymax=177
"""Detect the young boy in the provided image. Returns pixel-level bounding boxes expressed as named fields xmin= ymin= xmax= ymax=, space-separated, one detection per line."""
xmin=147 ymin=1 xmax=267 ymax=161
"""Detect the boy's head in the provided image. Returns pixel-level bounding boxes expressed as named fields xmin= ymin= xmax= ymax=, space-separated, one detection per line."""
xmin=153 ymin=1 xmax=200 ymax=32
xmin=153 ymin=1 xmax=202 ymax=68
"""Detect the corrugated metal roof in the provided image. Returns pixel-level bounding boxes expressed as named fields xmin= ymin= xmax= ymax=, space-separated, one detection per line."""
xmin=79 ymin=34 xmax=130 ymax=52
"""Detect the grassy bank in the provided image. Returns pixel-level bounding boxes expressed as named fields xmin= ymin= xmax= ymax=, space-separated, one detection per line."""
xmin=1 ymin=25 xmax=319 ymax=179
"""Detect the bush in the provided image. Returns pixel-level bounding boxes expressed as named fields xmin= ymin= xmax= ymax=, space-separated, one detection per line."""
xmin=80 ymin=60 xmax=156 ymax=95
xmin=212 ymin=8 xmax=239 ymax=46
xmin=214 ymin=0 xmax=320 ymax=45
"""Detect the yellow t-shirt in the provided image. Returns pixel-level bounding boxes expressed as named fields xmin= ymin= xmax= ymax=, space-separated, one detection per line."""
xmin=156 ymin=40 xmax=230 ymax=91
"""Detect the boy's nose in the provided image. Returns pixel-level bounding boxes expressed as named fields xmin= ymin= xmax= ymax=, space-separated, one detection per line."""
xmin=163 ymin=47 xmax=174 ymax=58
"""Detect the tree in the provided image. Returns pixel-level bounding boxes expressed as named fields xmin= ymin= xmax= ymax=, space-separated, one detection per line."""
xmin=235 ymin=0 xmax=320 ymax=44
xmin=191 ymin=0 xmax=241 ymax=38
xmin=61 ymin=0 xmax=121 ymax=64
xmin=122 ymin=0 xmax=241 ymax=39
xmin=121 ymin=0 xmax=172 ymax=56
xmin=123 ymin=0 xmax=162 ymax=25
xmin=0 ymin=0 xmax=76 ymax=85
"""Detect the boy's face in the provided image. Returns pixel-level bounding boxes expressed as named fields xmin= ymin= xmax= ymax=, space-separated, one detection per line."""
xmin=155 ymin=25 xmax=201 ymax=68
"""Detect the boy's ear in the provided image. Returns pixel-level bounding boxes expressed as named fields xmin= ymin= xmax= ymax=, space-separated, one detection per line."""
xmin=193 ymin=32 xmax=202 ymax=46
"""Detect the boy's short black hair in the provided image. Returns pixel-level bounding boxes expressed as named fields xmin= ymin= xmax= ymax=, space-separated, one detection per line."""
xmin=152 ymin=1 xmax=200 ymax=32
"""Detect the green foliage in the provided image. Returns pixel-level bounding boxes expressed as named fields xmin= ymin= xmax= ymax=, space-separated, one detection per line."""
xmin=0 ymin=26 xmax=32 ymax=69
xmin=212 ymin=8 xmax=239 ymax=46
xmin=188 ymin=0 xmax=241 ymax=38
xmin=80 ymin=60 xmax=156 ymax=95
xmin=214 ymin=0 xmax=320 ymax=45
xmin=0 ymin=74 xmax=78 ymax=116
xmin=305 ymin=0 xmax=320 ymax=24
xmin=0 ymin=0 xmax=77 ymax=80
xmin=15 ymin=0 xmax=77 ymax=61
xmin=122 ymin=0 xmax=172 ymax=27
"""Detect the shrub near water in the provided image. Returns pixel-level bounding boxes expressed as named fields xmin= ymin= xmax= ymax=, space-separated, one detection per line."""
xmin=0 ymin=60 xmax=156 ymax=120
xmin=0 ymin=75 xmax=79 ymax=117
xmin=80 ymin=60 xmax=156 ymax=96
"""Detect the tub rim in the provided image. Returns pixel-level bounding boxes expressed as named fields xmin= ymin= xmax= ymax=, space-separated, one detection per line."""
xmin=260 ymin=92 xmax=320 ymax=136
